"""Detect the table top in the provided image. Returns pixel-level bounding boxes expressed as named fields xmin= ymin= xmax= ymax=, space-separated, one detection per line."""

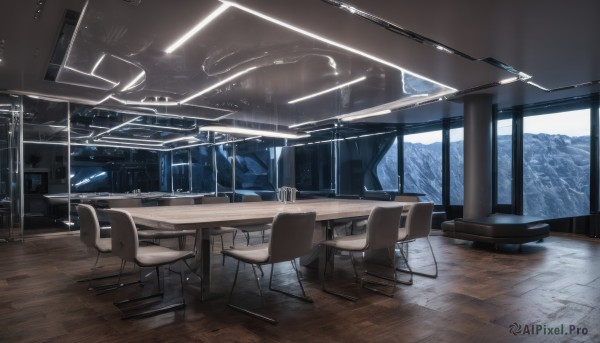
xmin=119 ymin=198 xmax=410 ymax=231
xmin=44 ymin=192 xmax=209 ymax=201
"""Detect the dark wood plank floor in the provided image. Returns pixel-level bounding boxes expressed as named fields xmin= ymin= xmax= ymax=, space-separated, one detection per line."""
xmin=1 ymin=231 xmax=599 ymax=342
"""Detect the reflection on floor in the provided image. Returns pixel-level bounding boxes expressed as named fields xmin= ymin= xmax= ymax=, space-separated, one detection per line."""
xmin=0 ymin=230 xmax=599 ymax=342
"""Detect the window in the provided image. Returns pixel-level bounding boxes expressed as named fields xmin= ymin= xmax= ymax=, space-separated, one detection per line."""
xmin=523 ymin=109 xmax=590 ymax=218
xmin=404 ymin=130 xmax=443 ymax=204
xmin=497 ymin=119 xmax=513 ymax=204
xmin=449 ymin=127 xmax=464 ymax=204
xmin=375 ymin=137 xmax=398 ymax=191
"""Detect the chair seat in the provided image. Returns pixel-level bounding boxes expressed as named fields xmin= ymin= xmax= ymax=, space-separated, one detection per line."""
xmin=137 ymin=229 xmax=195 ymax=239
xmin=96 ymin=237 xmax=112 ymax=253
xmin=321 ymin=233 xmax=367 ymax=251
xmin=222 ymin=243 xmax=269 ymax=264
xmin=135 ymin=245 xmax=195 ymax=267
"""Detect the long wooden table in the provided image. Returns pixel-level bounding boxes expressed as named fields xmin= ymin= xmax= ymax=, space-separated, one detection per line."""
xmin=119 ymin=198 xmax=406 ymax=297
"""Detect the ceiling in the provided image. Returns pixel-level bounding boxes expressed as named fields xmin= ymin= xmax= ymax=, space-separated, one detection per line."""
xmin=1 ymin=0 xmax=600 ymax=140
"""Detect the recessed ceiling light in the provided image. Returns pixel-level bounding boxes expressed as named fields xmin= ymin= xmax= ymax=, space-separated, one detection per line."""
xmin=179 ymin=66 xmax=257 ymax=104
xmin=121 ymin=71 xmax=146 ymax=92
xmin=165 ymin=3 xmax=230 ymax=53
xmin=199 ymin=125 xmax=309 ymax=139
xmin=287 ymin=76 xmax=366 ymax=104
xmin=340 ymin=109 xmax=391 ymax=122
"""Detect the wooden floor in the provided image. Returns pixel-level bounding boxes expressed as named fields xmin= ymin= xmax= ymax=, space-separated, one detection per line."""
xmin=1 ymin=231 xmax=599 ymax=343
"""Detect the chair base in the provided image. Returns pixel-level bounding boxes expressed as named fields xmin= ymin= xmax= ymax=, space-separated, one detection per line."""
xmin=121 ymin=302 xmax=185 ymax=320
xmin=228 ymin=304 xmax=277 ymax=325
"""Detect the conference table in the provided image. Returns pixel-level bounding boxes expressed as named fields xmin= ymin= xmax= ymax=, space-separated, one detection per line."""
xmin=119 ymin=198 xmax=408 ymax=298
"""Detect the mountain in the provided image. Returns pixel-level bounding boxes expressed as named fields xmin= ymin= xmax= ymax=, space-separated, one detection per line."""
xmin=378 ymin=133 xmax=590 ymax=218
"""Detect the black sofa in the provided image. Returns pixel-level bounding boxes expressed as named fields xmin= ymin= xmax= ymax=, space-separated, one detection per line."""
xmin=442 ymin=214 xmax=550 ymax=244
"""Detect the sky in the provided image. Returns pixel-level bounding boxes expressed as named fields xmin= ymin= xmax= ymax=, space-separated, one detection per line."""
xmin=405 ymin=109 xmax=591 ymax=144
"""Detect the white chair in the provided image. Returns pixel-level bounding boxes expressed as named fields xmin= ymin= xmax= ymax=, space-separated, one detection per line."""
xmin=107 ymin=209 xmax=195 ymax=319
xmin=238 ymin=194 xmax=272 ymax=245
xmin=77 ymin=204 xmax=116 ymax=291
xmin=198 ymin=195 xmax=238 ymax=264
xmin=107 ymin=197 xmax=192 ymax=250
xmin=222 ymin=211 xmax=316 ymax=324
xmin=321 ymin=205 xmax=403 ymax=301
xmin=396 ymin=202 xmax=436 ymax=285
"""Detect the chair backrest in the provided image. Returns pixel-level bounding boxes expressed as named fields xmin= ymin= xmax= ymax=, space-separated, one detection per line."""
xmin=268 ymin=212 xmax=316 ymax=263
xmin=404 ymin=202 xmax=434 ymax=240
xmin=106 ymin=198 xmax=142 ymax=208
xmin=107 ymin=209 xmax=139 ymax=263
xmin=158 ymin=197 xmax=194 ymax=206
xmin=366 ymin=205 xmax=403 ymax=250
xmin=242 ymin=194 xmax=262 ymax=202
xmin=199 ymin=195 xmax=229 ymax=204
xmin=77 ymin=204 xmax=101 ymax=250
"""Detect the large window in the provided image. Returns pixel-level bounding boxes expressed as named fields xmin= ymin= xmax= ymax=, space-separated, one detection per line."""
xmin=449 ymin=127 xmax=464 ymax=204
xmin=404 ymin=130 xmax=443 ymax=204
xmin=523 ymin=109 xmax=590 ymax=218
xmin=375 ymin=137 xmax=398 ymax=191
xmin=497 ymin=118 xmax=513 ymax=204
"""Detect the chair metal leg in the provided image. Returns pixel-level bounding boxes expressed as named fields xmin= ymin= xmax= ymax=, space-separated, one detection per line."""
xmin=115 ymin=264 xmax=186 ymax=320
xmin=268 ymin=262 xmax=313 ymax=303
xmin=362 ymin=248 xmax=397 ymax=297
xmin=396 ymin=237 xmax=438 ymax=279
xmin=227 ymin=260 xmax=277 ymax=324
xmin=349 ymin=252 xmax=359 ymax=282
xmin=396 ymin=243 xmax=413 ymax=285
xmin=321 ymin=247 xmax=358 ymax=302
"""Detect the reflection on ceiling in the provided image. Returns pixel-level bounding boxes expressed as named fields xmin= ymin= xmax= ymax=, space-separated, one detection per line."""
xmin=56 ymin=0 xmax=455 ymax=131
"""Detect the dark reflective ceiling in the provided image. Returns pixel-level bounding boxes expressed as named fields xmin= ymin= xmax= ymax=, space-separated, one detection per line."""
xmin=1 ymin=0 xmax=600 ymax=141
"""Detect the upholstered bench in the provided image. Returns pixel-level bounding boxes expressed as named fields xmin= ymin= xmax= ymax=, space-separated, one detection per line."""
xmin=441 ymin=214 xmax=549 ymax=245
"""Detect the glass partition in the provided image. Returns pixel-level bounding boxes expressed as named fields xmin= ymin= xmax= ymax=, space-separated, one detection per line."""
xmin=523 ymin=109 xmax=590 ymax=218
xmin=0 ymin=93 xmax=22 ymax=241
xmin=375 ymin=137 xmax=398 ymax=191
xmin=21 ymin=97 xmax=70 ymax=232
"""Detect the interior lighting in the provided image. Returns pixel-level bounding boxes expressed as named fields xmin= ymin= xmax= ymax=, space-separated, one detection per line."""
xmin=165 ymin=3 xmax=231 ymax=53
xmin=340 ymin=109 xmax=391 ymax=122
xmin=121 ymin=71 xmax=146 ymax=92
xmin=288 ymin=76 xmax=366 ymax=104
xmin=199 ymin=125 xmax=309 ymax=139
xmin=179 ymin=66 xmax=257 ymax=104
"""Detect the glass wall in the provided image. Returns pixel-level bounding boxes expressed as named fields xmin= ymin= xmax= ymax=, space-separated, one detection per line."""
xmin=0 ymin=94 xmax=22 ymax=240
xmin=404 ymin=130 xmax=443 ymax=204
xmin=295 ymin=142 xmax=333 ymax=194
xmin=523 ymin=109 xmax=590 ymax=218
xmin=172 ymin=149 xmax=190 ymax=192
xmin=497 ymin=118 xmax=513 ymax=204
xmin=375 ymin=137 xmax=398 ymax=191
xmin=449 ymin=127 xmax=464 ymax=204
xmin=23 ymin=97 xmax=69 ymax=232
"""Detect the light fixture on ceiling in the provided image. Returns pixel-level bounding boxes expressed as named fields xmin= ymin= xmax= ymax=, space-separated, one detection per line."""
xmin=220 ymin=1 xmax=456 ymax=92
xmin=91 ymin=54 xmax=106 ymax=74
xmin=179 ymin=66 xmax=257 ymax=104
xmin=288 ymin=121 xmax=317 ymax=129
xmin=165 ymin=3 xmax=231 ymax=53
xmin=499 ymin=77 xmax=518 ymax=85
xmin=199 ymin=125 xmax=309 ymax=139
xmin=340 ymin=109 xmax=391 ymax=122
xmin=33 ymin=0 xmax=46 ymax=20
xmin=64 ymin=66 xmax=120 ymax=86
xmin=94 ymin=116 xmax=142 ymax=138
xmin=109 ymin=96 xmax=179 ymax=106
xmin=121 ymin=71 xmax=146 ymax=92
xmin=287 ymin=76 xmax=366 ymax=104
xmin=527 ymin=81 xmax=550 ymax=92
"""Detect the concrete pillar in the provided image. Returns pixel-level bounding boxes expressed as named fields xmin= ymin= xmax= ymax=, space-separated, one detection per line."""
xmin=463 ymin=94 xmax=493 ymax=218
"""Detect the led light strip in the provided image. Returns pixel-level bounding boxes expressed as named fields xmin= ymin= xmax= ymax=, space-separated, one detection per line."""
xmin=64 ymin=66 xmax=120 ymax=86
xmin=340 ymin=109 xmax=391 ymax=122
xmin=94 ymin=116 xmax=142 ymax=138
xmin=199 ymin=125 xmax=309 ymax=139
xmin=287 ymin=76 xmax=366 ymax=104
xmin=121 ymin=71 xmax=146 ymax=92
xmin=179 ymin=66 xmax=257 ymax=104
xmin=165 ymin=3 xmax=231 ymax=53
